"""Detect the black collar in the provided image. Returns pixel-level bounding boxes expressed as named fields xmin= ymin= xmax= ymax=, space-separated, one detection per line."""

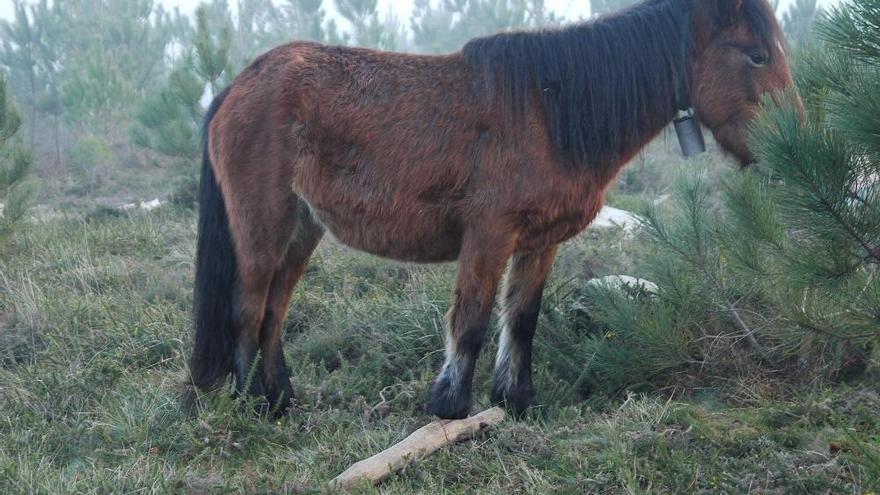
xmin=675 ymin=7 xmax=693 ymax=112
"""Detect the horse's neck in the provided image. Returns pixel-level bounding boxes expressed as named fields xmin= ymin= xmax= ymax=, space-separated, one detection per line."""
xmin=572 ymin=70 xmax=680 ymax=173
xmin=567 ymin=4 xmax=686 ymax=169
xmin=463 ymin=0 xmax=687 ymax=170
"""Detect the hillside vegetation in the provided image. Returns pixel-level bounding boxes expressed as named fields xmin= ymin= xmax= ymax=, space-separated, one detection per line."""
xmin=0 ymin=190 xmax=877 ymax=493
xmin=1 ymin=0 xmax=878 ymax=493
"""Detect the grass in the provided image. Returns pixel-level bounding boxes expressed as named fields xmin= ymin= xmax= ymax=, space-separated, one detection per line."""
xmin=1 ymin=204 xmax=877 ymax=494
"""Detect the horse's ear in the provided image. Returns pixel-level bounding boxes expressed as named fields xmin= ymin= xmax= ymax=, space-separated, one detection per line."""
xmin=714 ymin=0 xmax=744 ymax=26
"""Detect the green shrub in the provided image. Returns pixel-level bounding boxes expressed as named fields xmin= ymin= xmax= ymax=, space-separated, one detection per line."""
xmin=0 ymin=75 xmax=33 ymax=244
xmin=576 ymin=0 xmax=880 ymax=394
xmin=68 ymin=134 xmax=113 ymax=190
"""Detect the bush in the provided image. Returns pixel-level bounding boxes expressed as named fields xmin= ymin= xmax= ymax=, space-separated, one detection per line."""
xmin=0 ymin=75 xmax=33 ymax=244
xmin=575 ymin=0 xmax=880 ymax=394
xmin=68 ymin=134 xmax=113 ymax=190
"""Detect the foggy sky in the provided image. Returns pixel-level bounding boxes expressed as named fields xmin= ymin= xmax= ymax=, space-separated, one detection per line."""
xmin=0 ymin=0 xmax=846 ymax=32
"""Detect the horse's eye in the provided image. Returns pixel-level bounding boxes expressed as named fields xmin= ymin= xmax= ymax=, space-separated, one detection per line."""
xmin=748 ymin=50 xmax=768 ymax=68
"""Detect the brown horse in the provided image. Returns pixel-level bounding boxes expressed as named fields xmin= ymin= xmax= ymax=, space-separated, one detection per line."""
xmin=189 ymin=0 xmax=796 ymax=419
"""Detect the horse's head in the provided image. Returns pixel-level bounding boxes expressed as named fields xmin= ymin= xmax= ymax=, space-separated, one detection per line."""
xmin=690 ymin=0 xmax=798 ymax=165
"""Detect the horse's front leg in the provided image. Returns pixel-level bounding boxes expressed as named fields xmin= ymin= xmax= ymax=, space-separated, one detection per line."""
xmin=426 ymin=229 xmax=515 ymax=419
xmin=491 ymin=246 xmax=558 ymax=416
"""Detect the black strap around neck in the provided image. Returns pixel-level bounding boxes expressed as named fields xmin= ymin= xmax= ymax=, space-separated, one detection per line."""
xmin=675 ymin=7 xmax=693 ymax=112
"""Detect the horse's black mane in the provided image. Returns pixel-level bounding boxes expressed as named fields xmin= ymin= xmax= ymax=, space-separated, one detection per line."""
xmin=461 ymin=0 xmax=777 ymax=167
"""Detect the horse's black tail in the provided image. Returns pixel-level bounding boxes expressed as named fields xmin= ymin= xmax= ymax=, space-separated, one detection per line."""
xmin=190 ymin=87 xmax=236 ymax=392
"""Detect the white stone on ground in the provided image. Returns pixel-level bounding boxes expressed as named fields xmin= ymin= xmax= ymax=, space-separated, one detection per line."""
xmin=591 ymin=206 xmax=642 ymax=233
xmin=141 ymin=199 xmax=163 ymax=211
xmin=120 ymin=198 xmax=164 ymax=211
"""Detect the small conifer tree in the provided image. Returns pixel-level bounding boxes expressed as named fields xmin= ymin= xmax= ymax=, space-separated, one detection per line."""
xmin=578 ymin=0 xmax=880 ymax=393
xmin=591 ymin=0 xmax=638 ymax=16
xmin=134 ymin=5 xmax=232 ymax=160
xmin=782 ymin=0 xmax=823 ymax=46
xmin=412 ymin=0 xmax=559 ymax=54
xmin=193 ymin=6 xmax=232 ymax=96
xmin=0 ymin=75 xmax=32 ymax=241
xmin=132 ymin=6 xmax=232 ymax=207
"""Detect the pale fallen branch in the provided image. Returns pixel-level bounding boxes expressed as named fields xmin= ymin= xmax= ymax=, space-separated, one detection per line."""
xmin=330 ymin=407 xmax=506 ymax=492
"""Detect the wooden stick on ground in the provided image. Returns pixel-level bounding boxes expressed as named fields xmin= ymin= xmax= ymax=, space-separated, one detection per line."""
xmin=330 ymin=407 xmax=506 ymax=492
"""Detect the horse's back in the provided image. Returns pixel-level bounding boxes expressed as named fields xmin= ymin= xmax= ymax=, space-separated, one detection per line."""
xmin=207 ymin=40 xmax=598 ymax=263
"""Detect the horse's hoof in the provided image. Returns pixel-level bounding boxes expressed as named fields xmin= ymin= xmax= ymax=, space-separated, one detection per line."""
xmin=426 ymin=378 xmax=471 ymax=419
xmin=231 ymin=386 xmax=293 ymax=420
xmin=267 ymin=401 xmax=293 ymax=420
xmin=235 ymin=371 xmax=267 ymax=401
xmin=263 ymin=380 xmax=295 ymax=419
xmin=490 ymin=382 xmax=536 ymax=418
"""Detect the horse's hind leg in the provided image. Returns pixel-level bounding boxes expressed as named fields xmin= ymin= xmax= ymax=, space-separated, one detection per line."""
xmin=225 ymin=172 xmax=313 ymax=405
xmin=232 ymin=251 xmax=279 ymax=405
xmin=491 ymin=246 xmax=558 ymax=416
xmin=426 ymin=229 xmax=515 ymax=419
xmin=231 ymin=196 xmax=322 ymax=414
xmin=257 ymin=204 xmax=324 ymax=415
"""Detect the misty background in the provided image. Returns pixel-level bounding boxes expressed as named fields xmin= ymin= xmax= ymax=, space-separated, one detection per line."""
xmin=0 ymin=0 xmax=843 ymax=33
xmin=0 ymin=0 xmax=836 ymax=212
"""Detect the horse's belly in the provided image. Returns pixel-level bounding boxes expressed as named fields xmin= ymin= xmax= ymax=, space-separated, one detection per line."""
xmin=514 ymin=195 xmax=606 ymax=252
xmin=292 ymin=144 xmax=470 ymax=262
xmin=304 ymin=199 xmax=463 ymax=263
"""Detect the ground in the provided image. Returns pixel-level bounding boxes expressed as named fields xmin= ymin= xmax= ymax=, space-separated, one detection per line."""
xmin=1 ymin=200 xmax=878 ymax=494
